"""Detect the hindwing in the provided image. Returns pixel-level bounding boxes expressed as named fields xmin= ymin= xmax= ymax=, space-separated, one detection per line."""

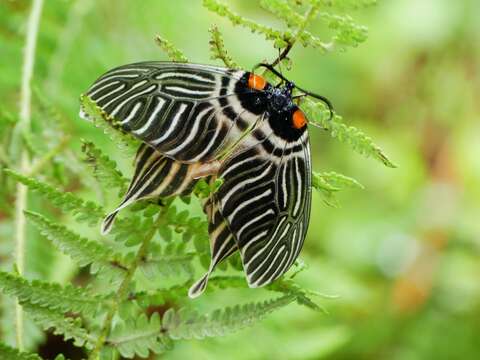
xmin=189 ymin=112 xmax=311 ymax=296
xmin=218 ymin=120 xmax=311 ymax=287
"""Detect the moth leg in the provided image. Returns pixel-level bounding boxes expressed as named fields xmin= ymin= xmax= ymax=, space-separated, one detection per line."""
xmin=188 ymin=199 xmax=237 ymax=298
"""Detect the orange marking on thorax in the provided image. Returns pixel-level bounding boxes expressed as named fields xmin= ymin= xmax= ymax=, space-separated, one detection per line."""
xmin=248 ymin=73 xmax=267 ymax=90
xmin=292 ymin=109 xmax=307 ymax=129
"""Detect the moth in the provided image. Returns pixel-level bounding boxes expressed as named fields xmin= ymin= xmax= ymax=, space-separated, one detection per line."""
xmin=80 ymin=62 xmax=333 ymax=298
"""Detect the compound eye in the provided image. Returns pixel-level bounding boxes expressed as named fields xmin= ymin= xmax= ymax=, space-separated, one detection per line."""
xmin=248 ymin=73 xmax=267 ymax=91
xmin=292 ymin=109 xmax=307 ymax=129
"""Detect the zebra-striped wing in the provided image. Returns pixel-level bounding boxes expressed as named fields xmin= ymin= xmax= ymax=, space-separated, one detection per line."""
xmin=80 ymin=61 xmax=261 ymax=163
xmin=219 ymin=125 xmax=311 ymax=288
xmin=101 ymin=144 xmax=203 ymax=234
xmin=188 ymin=114 xmax=311 ymax=297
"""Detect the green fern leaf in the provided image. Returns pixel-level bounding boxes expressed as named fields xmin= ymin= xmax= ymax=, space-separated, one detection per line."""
xmin=317 ymin=0 xmax=377 ymax=10
xmin=141 ymin=247 xmax=194 ymax=279
xmin=259 ymin=0 xmax=304 ymax=28
xmin=133 ymin=283 xmax=191 ymax=308
xmin=312 ymin=171 xmax=364 ymax=207
xmin=208 ymin=25 xmax=239 ymax=69
xmin=143 ymin=243 xmax=194 ymax=277
xmin=109 ymin=213 xmax=147 ymax=246
xmin=81 ymin=140 xmax=128 ymax=195
xmin=302 ymin=99 xmax=396 ymax=167
xmin=267 ymin=279 xmax=324 ymax=312
xmin=0 ymin=271 xmax=104 ymax=315
xmin=23 ymin=303 xmax=94 ymax=349
xmin=25 ymin=211 xmax=127 ymax=277
xmin=155 ymin=35 xmax=188 ymax=62
xmin=4 ymin=169 xmax=104 ymax=225
xmin=203 ymin=0 xmax=291 ymax=48
xmin=79 ymin=95 xmax=140 ymax=158
xmin=0 ymin=342 xmax=42 ymax=360
xmin=314 ymin=171 xmax=364 ymax=190
xmin=319 ymin=12 xmax=368 ymax=49
xmin=163 ymin=295 xmax=295 ymax=339
xmin=207 ymin=276 xmax=323 ymax=312
xmin=108 ymin=313 xmax=168 ymax=358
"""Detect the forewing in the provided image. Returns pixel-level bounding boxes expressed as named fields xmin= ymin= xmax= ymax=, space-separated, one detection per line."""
xmin=80 ymin=61 xmax=260 ymax=163
xmin=213 ymin=119 xmax=312 ymax=288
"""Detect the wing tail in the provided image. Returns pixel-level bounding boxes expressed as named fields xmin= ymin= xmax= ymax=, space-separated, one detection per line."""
xmin=101 ymin=143 xmax=199 ymax=234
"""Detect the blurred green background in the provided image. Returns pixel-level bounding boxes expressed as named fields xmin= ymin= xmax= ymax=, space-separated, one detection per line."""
xmin=1 ymin=0 xmax=480 ymax=359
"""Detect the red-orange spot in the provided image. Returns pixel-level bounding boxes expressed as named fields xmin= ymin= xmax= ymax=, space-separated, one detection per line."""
xmin=248 ymin=73 xmax=267 ymax=90
xmin=292 ymin=109 xmax=307 ymax=129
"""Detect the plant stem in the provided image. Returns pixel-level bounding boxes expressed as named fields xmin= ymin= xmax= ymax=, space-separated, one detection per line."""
xmin=270 ymin=5 xmax=320 ymax=67
xmin=14 ymin=0 xmax=44 ymax=350
xmin=88 ymin=213 xmax=165 ymax=360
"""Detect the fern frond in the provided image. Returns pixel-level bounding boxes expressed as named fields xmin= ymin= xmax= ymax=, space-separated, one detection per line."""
xmin=23 ymin=303 xmax=94 ymax=349
xmin=25 ymin=211 xmax=127 ymax=276
xmin=81 ymin=140 xmax=128 ymax=195
xmin=192 ymin=178 xmax=224 ymax=200
xmin=154 ymin=35 xmax=188 ymax=62
xmin=133 ymin=283 xmax=191 ymax=308
xmin=0 ymin=342 xmax=42 ymax=360
xmin=317 ymin=0 xmax=377 ymax=10
xmin=4 ymin=169 xmax=104 ymax=225
xmin=141 ymin=250 xmax=194 ymax=279
xmin=79 ymin=95 xmax=140 ymax=158
xmin=312 ymin=171 xmax=364 ymax=206
xmin=267 ymin=279 xmax=324 ymax=312
xmin=0 ymin=271 xmax=104 ymax=315
xmin=311 ymin=173 xmax=341 ymax=207
xmin=303 ymin=99 xmax=396 ymax=167
xmin=314 ymin=171 xmax=364 ymax=190
xmin=203 ymin=0 xmax=291 ymax=48
xmin=207 ymin=276 xmax=323 ymax=312
xmin=108 ymin=313 xmax=168 ymax=358
xmin=319 ymin=12 xmax=368 ymax=49
xmin=208 ymin=25 xmax=239 ymax=69
xmin=162 ymin=206 xmax=210 ymax=263
xmin=109 ymin=213 xmax=146 ymax=246
xmin=163 ymin=295 xmax=295 ymax=339
xmin=259 ymin=0 xmax=304 ymax=28
xmin=294 ymin=29 xmax=331 ymax=53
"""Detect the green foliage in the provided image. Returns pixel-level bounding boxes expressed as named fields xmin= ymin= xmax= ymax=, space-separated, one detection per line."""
xmin=81 ymin=141 xmax=128 ymax=195
xmin=79 ymin=95 xmax=140 ymax=158
xmin=0 ymin=343 xmax=42 ymax=360
xmin=205 ymin=0 xmax=370 ymax=52
xmin=22 ymin=303 xmax=94 ymax=349
xmin=24 ymin=211 xmax=126 ymax=276
xmin=154 ymin=35 xmax=189 ymax=63
xmin=203 ymin=0 xmax=289 ymax=48
xmin=303 ymin=99 xmax=396 ymax=167
xmin=108 ymin=313 xmax=169 ymax=358
xmin=4 ymin=169 xmax=104 ymax=225
xmin=163 ymin=295 xmax=295 ymax=340
xmin=0 ymin=271 xmax=104 ymax=315
xmin=312 ymin=171 xmax=364 ymax=207
xmin=208 ymin=25 xmax=239 ymax=69
xmin=319 ymin=0 xmax=377 ymax=10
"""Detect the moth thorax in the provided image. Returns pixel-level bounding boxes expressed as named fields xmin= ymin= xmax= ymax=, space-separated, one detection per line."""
xmin=269 ymin=88 xmax=292 ymax=112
